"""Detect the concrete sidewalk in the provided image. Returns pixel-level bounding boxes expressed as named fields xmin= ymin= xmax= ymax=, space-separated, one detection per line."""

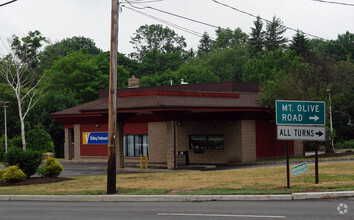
xmin=0 ymin=191 xmax=353 ymax=202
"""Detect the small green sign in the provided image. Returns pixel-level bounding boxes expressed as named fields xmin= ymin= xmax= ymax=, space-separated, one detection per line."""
xmin=276 ymin=100 xmax=325 ymax=126
xmin=291 ymin=162 xmax=309 ymax=177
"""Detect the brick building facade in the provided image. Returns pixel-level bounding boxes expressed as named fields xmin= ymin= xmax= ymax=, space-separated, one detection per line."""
xmin=52 ymin=80 xmax=304 ymax=169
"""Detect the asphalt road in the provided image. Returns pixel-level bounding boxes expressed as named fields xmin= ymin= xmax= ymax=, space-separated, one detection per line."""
xmin=0 ymin=198 xmax=352 ymax=220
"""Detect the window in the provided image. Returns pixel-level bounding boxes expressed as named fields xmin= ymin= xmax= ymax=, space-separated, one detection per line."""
xmin=189 ymin=135 xmax=224 ymax=150
xmin=123 ymin=134 xmax=148 ymax=157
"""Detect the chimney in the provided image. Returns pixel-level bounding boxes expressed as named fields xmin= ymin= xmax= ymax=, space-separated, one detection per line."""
xmin=128 ymin=75 xmax=139 ymax=88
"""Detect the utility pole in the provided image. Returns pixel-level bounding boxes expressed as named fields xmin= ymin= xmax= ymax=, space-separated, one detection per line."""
xmin=327 ymin=89 xmax=334 ymax=152
xmin=107 ymin=0 xmax=119 ymax=195
xmin=0 ymin=101 xmax=8 ymax=153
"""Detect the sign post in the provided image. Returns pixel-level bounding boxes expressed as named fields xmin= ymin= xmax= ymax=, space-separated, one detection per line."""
xmin=276 ymin=100 xmax=326 ymax=187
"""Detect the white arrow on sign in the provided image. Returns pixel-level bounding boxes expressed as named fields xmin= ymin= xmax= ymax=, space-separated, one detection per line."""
xmin=309 ymin=115 xmax=319 ymax=121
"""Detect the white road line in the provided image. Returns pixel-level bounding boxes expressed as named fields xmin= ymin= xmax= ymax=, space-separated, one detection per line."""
xmin=158 ymin=213 xmax=286 ymax=218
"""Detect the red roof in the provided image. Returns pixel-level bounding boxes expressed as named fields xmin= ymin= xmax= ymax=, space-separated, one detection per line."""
xmin=51 ymin=81 xmax=264 ymax=118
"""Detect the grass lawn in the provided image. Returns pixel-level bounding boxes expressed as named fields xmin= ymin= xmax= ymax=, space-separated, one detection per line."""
xmin=0 ymin=161 xmax=353 ymax=195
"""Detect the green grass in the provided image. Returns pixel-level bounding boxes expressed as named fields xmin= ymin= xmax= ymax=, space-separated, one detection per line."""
xmin=0 ymin=161 xmax=353 ymax=195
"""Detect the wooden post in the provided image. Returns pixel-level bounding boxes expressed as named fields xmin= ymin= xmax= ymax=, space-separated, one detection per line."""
xmin=107 ymin=0 xmax=119 ymax=195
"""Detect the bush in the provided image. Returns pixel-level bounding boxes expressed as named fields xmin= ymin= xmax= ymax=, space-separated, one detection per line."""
xmin=2 ymin=165 xmax=26 ymax=183
xmin=26 ymin=125 xmax=55 ymax=153
xmin=37 ymin=158 xmax=63 ymax=178
xmin=0 ymin=135 xmax=6 ymax=162
xmin=344 ymin=139 xmax=354 ymax=149
xmin=0 ymin=135 xmax=21 ymax=162
xmin=4 ymin=148 xmax=44 ymax=178
xmin=0 ymin=169 xmax=6 ymax=179
xmin=36 ymin=166 xmax=47 ymax=177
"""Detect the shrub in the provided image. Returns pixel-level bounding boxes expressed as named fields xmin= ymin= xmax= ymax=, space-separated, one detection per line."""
xmin=0 ymin=169 xmax=6 ymax=179
xmin=2 ymin=165 xmax=26 ymax=183
xmin=26 ymin=126 xmax=55 ymax=153
xmin=344 ymin=139 xmax=354 ymax=149
xmin=36 ymin=166 xmax=47 ymax=177
xmin=0 ymin=135 xmax=21 ymax=162
xmin=4 ymin=148 xmax=44 ymax=178
xmin=0 ymin=135 xmax=6 ymax=162
xmin=37 ymin=158 xmax=63 ymax=178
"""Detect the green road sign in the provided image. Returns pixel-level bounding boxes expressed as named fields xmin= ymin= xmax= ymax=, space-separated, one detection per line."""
xmin=291 ymin=162 xmax=309 ymax=177
xmin=276 ymin=100 xmax=325 ymax=126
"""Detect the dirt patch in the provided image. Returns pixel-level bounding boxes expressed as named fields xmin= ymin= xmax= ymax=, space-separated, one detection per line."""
xmin=0 ymin=177 xmax=73 ymax=187
xmin=306 ymin=150 xmax=354 ymax=158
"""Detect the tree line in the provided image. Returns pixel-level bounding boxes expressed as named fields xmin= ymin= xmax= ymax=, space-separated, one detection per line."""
xmin=0 ymin=16 xmax=353 ymax=156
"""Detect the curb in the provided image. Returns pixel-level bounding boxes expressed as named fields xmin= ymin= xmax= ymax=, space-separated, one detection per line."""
xmin=0 ymin=191 xmax=352 ymax=202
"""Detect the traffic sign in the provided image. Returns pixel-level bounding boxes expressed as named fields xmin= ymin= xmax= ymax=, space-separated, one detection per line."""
xmin=291 ymin=162 xmax=309 ymax=177
xmin=277 ymin=125 xmax=326 ymax=141
xmin=276 ymin=100 xmax=325 ymax=125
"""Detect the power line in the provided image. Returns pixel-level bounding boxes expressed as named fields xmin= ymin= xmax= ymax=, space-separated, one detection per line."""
xmin=212 ymin=0 xmax=327 ymax=40
xmin=123 ymin=5 xmax=214 ymax=40
xmin=123 ymin=0 xmax=222 ymax=30
xmin=311 ymin=0 xmax=354 ymax=7
xmin=0 ymin=0 xmax=17 ymax=7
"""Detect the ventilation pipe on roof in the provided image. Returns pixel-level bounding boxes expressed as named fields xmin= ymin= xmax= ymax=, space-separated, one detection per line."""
xmin=128 ymin=75 xmax=139 ymax=88
xmin=181 ymin=79 xmax=188 ymax=85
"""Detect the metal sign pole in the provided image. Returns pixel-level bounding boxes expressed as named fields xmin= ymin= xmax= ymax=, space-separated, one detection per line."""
xmin=286 ymin=140 xmax=290 ymax=188
xmin=315 ymin=142 xmax=319 ymax=184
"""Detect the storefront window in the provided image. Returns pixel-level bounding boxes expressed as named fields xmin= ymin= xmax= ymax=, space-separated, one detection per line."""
xmin=124 ymin=134 xmax=148 ymax=157
xmin=190 ymin=135 xmax=224 ymax=150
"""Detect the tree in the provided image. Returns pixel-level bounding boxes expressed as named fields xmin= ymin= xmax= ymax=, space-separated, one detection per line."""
xmin=40 ymin=36 xmax=101 ymax=70
xmin=264 ymin=16 xmax=287 ymax=51
xmin=130 ymin=24 xmax=187 ymax=61
xmin=311 ymin=31 xmax=354 ymax=61
xmin=197 ymin=32 xmax=213 ymax=56
xmin=205 ymin=46 xmax=249 ymax=81
xmin=258 ymin=54 xmax=348 ymax=152
xmin=211 ymin=27 xmax=248 ymax=50
xmin=10 ymin=30 xmax=47 ymax=70
xmin=138 ymin=49 xmax=184 ymax=77
xmin=290 ymin=30 xmax=312 ymax=58
xmin=27 ymin=92 xmax=78 ymax=158
xmin=0 ymin=34 xmax=46 ymax=150
xmin=249 ymin=16 xmax=265 ymax=56
xmin=242 ymin=48 xmax=297 ymax=82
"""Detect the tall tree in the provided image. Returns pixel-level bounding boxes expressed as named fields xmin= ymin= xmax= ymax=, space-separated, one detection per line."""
xmin=10 ymin=30 xmax=47 ymax=70
xmin=40 ymin=36 xmax=101 ymax=70
xmin=290 ymin=30 xmax=311 ymax=58
xmin=0 ymin=33 xmax=47 ymax=150
xmin=242 ymin=48 xmax=297 ymax=82
xmin=211 ymin=27 xmax=248 ymax=50
xmin=258 ymin=54 xmax=349 ymax=152
xmin=197 ymin=32 xmax=213 ymax=56
xmin=264 ymin=16 xmax=287 ymax=51
xmin=130 ymin=24 xmax=187 ymax=61
xmin=249 ymin=16 xmax=265 ymax=56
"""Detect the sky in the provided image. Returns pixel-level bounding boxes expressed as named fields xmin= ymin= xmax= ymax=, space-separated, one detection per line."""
xmin=1 ymin=0 xmax=353 ymax=55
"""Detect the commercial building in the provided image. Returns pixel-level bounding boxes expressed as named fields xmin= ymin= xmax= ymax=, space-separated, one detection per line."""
xmin=52 ymin=78 xmax=303 ymax=169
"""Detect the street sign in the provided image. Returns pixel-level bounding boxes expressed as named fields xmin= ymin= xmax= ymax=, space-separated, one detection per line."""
xmin=277 ymin=125 xmax=326 ymax=141
xmin=276 ymin=100 xmax=325 ymax=126
xmin=291 ymin=162 xmax=309 ymax=177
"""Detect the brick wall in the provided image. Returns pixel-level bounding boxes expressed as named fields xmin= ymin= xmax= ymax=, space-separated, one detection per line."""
xmin=64 ymin=128 xmax=72 ymax=160
xmin=240 ymin=120 xmax=256 ymax=163
xmin=148 ymin=122 xmax=168 ymax=163
xmin=116 ymin=122 xmax=124 ymax=168
xmin=174 ymin=120 xmax=243 ymax=164
xmin=293 ymin=140 xmax=304 ymax=157
xmin=74 ymin=124 xmax=81 ymax=159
